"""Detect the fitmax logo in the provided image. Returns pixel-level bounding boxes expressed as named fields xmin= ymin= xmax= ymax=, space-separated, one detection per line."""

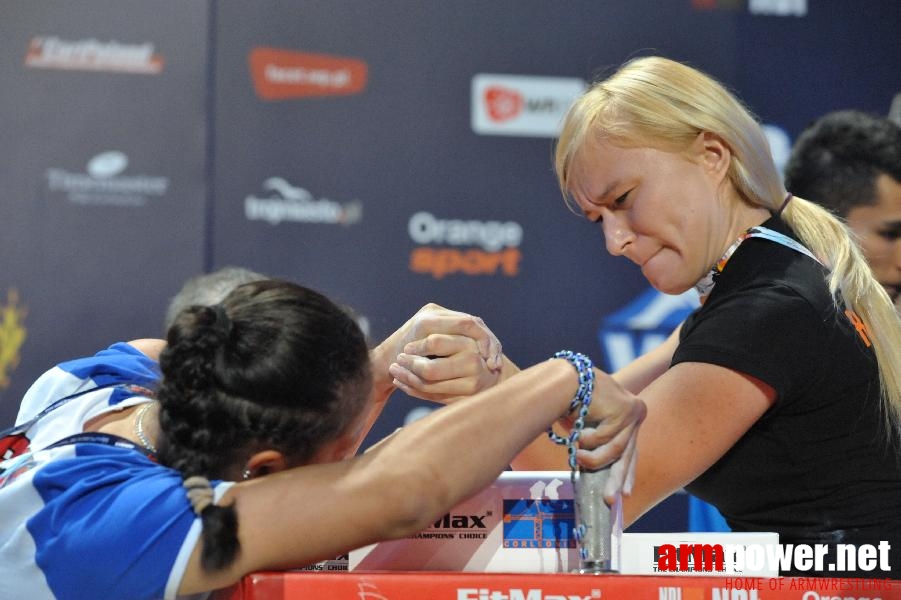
xmin=433 ymin=513 xmax=489 ymax=529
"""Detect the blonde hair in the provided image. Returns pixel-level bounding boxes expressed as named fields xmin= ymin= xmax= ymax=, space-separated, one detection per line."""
xmin=555 ymin=55 xmax=901 ymax=438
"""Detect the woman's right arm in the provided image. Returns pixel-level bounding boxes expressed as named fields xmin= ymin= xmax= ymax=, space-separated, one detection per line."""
xmin=176 ymin=357 xmax=645 ymax=594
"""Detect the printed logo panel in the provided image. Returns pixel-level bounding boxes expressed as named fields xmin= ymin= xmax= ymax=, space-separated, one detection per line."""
xmin=407 ymin=211 xmax=523 ymax=279
xmin=471 ymin=74 xmax=586 ymax=138
xmin=244 ymin=177 xmax=362 ymax=226
xmin=45 ymin=151 xmax=170 ymax=206
xmin=25 ymin=36 xmax=164 ymax=74
xmin=249 ymin=47 xmax=368 ymax=100
xmin=502 ymin=499 xmax=575 ymax=549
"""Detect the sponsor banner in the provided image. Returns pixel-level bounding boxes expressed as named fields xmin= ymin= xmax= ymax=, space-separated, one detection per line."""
xmin=407 ymin=211 xmax=524 ymax=279
xmin=748 ymin=0 xmax=807 ymax=16
xmin=350 ymin=472 xmax=578 ymax=574
xmin=0 ymin=1 xmax=208 ymax=426
xmin=248 ymin=47 xmax=368 ymax=100
xmin=25 ymin=35 xmax=164 ymax=74
xmin=244 ymin=177 xmax=362 ymax=226
xmin=211 ymin=571 xmax=900 ymax=600
xmin=44 ymin=151 xmax=170 ymax=207
xmin=691 ymin=0 xmax=807 ymax=15
xmin=471 ymin=74 xmax=586 ymax=138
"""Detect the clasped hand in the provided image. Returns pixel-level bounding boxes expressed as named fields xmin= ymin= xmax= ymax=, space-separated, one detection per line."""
xmin=377 ymin=303 xmax=504 ymax=402
xmin=569 ymin=369 xmax=645 ymax=501
xmin=385 ymin=304 xmax=644 ymax=502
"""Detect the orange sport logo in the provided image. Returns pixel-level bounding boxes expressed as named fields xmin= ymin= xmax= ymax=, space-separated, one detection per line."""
xmin=407 ymin=211 xmax=523 ymax=279
xmin=249 ymin=47 xmax=368 ymax=100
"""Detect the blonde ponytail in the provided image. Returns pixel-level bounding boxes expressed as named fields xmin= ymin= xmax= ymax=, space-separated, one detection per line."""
xmin=781 ymin=197 xmax=901 ymax=438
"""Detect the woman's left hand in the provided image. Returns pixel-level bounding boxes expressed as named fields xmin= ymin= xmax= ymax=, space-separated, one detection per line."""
xmin=567 ymin=369 xmax=646 ymax=501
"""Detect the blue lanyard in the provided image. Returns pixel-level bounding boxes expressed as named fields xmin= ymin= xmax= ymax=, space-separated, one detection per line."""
xmin=744 ymin=227 xmax=821 ymax=264
xmin=0 ymin=383 xmax=157 ymax=468
xmin=0 ymin=383 xmax=156 ymax=439
xmin=695 ymin=226 xmax=821 ymax=300
xmin=0 ymin=431 xmax=157 ymax=484
xmin=44 ymin=431 xmax=156 ymax=460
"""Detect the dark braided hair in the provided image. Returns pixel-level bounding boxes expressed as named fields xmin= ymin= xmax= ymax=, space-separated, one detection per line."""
xmin=155 ymin=279 xmax=372 ymax=571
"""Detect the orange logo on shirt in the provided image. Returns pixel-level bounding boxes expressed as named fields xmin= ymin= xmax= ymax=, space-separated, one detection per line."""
xmin=844 ymin=309 xmax=872 ymax=347
xmin=249 ymin=47 xmax=368 ymax=100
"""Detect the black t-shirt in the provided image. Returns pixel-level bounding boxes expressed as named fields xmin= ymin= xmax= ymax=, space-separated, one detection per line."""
xmin=675 ymin=215 xmax=901 ymax=578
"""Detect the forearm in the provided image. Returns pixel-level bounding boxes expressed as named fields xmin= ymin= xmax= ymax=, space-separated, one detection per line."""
xmin=509 ymin=428 xmax=570 ymax=471
xmin=185 ymin=357 xmax=580 ymax=592
xmin=368 ymin=337 xmax=399 ymax=403
xmin=612 ymin=324 xmax=680 ymax=393
xmin=361 ymin=357 xmax=579 ymax=526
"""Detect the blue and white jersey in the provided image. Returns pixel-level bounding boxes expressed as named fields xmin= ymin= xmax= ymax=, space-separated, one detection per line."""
xmin=0 ymin=343 xmax=233 ymax=600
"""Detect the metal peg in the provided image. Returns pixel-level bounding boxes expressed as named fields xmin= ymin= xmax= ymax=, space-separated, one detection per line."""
xmin=574 ymin=464 xmax=621 ymax=574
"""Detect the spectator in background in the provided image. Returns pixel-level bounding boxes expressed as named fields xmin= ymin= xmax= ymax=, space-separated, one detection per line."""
xmin=164 ymin=266 xmax=267 ymax=331
xmin=784 ymin=110 xmax=901 ymax=309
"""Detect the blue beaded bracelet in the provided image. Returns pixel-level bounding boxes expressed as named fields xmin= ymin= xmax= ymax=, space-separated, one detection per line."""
xmin=547 ymin=350 xmax=595 ymax=471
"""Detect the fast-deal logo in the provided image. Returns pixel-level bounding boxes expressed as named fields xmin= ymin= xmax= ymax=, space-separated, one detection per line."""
xmin=408 ymin=212 xmax=523 ymax=279
xmin=45 ymin=151 xmax=170 ymax=206
xmin=25 ymin=36 xmax=164 ymax=74
xmin=244 ymin=177 xmax=362 ymax=226
xmin=471 ymin=74 xmax=586 ymax=138
xmin=249 ymin=47 xmax=367 ymax=100
xmin=0 ymin=289 xmax=27 ymax=392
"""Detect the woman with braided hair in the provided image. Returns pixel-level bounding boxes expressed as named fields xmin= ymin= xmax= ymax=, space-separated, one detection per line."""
xmin=0 ymin=278 xmax=645 ymax=599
